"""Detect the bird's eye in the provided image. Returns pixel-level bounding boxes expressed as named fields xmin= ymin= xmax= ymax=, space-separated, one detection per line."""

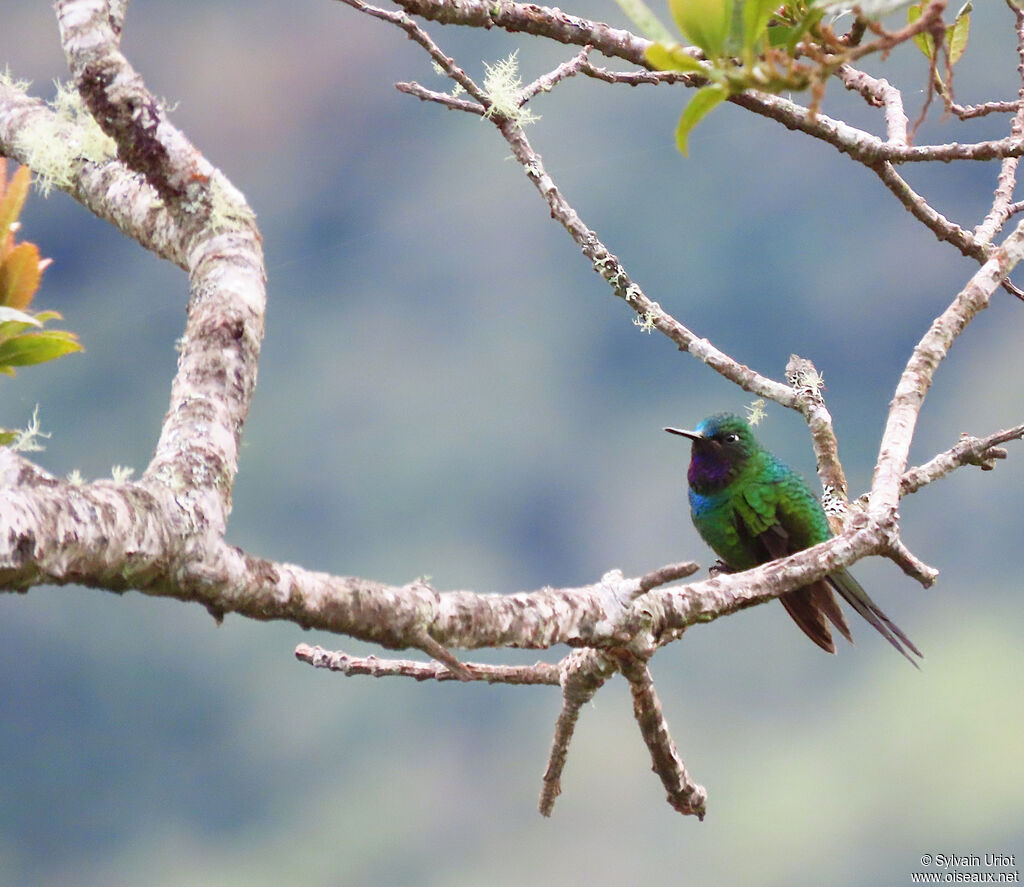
xmin=723 ymin=433 xmax=739 ymax=443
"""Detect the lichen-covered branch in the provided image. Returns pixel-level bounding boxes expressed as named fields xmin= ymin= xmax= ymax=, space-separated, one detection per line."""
xmin=50 ymin=0 xmax=265 ymax=531
xmin=785 ymin=355 xmax=848 ymax=507
xmin=0 ymin=79 xmax=188 ymax=268
xmin=56 ymin=0 xmax=216 ymax=204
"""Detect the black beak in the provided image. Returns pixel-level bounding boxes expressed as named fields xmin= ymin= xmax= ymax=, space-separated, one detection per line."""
xmin=664 ymin=427 xmax=703 ymax=441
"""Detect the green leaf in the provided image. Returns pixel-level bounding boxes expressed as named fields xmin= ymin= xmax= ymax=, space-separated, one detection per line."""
xmin=613 ymin=0 xmax=675 ymax=42
xmin=31 ymin=310 xmax=63 ymax=324
xmin=645 ymin=42 xmax=708 ymax=74
xmin=0 ymin=429 xmax=18 ymax=445
xmin=668 ymin=0 xmax=733 ymax=57
xmin=949 ymin=2 xmax=971 ymax=66
xmin=0 ymin=330 xmax=83 ymax=369
xmin=0 ymin=321 xmax=42 ymax=344
xmin=907 ymin=3 xmax=935 ymax=59
xmin=742 ymin=0 xmax=778 ymax=51
xmin=675 ymin=84 xmax=728 ymax=155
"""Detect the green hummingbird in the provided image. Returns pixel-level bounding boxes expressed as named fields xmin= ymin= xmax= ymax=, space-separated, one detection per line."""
xmin=665 ymin=413 xmax=921 ymax=665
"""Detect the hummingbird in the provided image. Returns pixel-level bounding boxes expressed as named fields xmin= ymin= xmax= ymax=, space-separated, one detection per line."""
xmin=665 ymin=413 xmax=921 ymax=665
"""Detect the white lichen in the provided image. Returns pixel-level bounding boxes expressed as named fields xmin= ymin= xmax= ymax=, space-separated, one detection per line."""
xmin=204 ymin=173 xmax=256 ymax=233
xmin=482 ymin=51 xmax=539 ymax=126
xmin=110 ymin=465 xmax=135 ymax=483
xmin=10 ymin=406 xmax=50 ymax=453
xmin=14 ymin=81 xmax=117 ymax=196
xmin=633 ymin=312 xmax=655 ymax=333
xmin=820 ymin=484 xmax=848 ymax=517
xmin=0 ymin=67 xmax=32 ymax=94
xmin=745 ymin=398 xmax=767 ymax=426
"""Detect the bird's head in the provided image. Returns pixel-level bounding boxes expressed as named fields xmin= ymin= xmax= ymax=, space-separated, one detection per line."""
xmin=664 ymin=412 xmax=759 ymax=493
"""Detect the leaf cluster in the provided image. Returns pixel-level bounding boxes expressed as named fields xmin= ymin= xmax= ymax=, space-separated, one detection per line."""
xmin=634 ymin=0 xmax=972 ymax=153
xmin=0 ymin=160 xmax=82 ymax=443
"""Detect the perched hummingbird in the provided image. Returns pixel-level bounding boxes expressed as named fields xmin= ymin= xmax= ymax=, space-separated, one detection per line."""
xmin=665 ymin=413 xmax=921 ymax=665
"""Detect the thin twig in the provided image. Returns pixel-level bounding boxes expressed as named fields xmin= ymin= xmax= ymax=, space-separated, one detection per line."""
xmin=899 ymin=424 xmax=1024 ymax=496
xmin=869 ymin=159 xmax=1024 ymax=299
xmin=339 ymin=0 xmax=490 ymax=106
xmin=538 ymin=650 xmax=616 ymax=816
xmin=948 ymin=99 xmax=1022 ymax=119
xmin=836 ymin=64 xmax=908 ymax=147
xmin=519 ymin=46 xmax=592 ymax=103
xmin=974 ymin=4 xmax=1024 ymax=246
xmin=840 ymin=1 xmax=946 ymax=68
xmin=579 ymin=61 xmax=695 ymax=87
xmin=1005 ymin=200 xmax=1024 ymax=221
xmin=491 ymin=118 xmax=799 ymax=406
xmin=634 ymin=561 xmax=701 ymax=598
xmin=886 ymin=536 xmax=939 ymax=587
xmin=389 ymin=0 xmax=1024 ymax=164
xmin=871 ymin=160 xmax=981 ymax=258
xmin=415 ymin=629 xmax=473 ymax=680
xmin=617 ymin=653 xmax=706 ymax=820
xmin=395 ymin=81 xmax=485 ymax=114
xmin=295 ymin=643 xmax=561 ymax=683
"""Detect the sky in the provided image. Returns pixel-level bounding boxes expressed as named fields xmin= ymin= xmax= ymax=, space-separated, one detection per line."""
xmin=2 ymin=2 xmax=1023 ymax=886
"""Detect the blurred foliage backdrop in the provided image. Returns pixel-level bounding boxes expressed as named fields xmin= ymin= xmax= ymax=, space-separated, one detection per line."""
xmin=2 ymin=2 xmax=1022 ymax=885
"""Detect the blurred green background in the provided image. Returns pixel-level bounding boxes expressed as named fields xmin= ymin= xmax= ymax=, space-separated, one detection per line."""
xmin=2 ymin=2 xmax=1022 ymax=885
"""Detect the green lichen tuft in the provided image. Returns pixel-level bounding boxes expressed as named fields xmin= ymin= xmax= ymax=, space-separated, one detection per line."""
xmin=8 ymin=405 xmax=50 ymax=453
xmin=15 ymin=81 xmax=117 ymax=196
xmin=482 ymin=51 xmax=539 ymax=126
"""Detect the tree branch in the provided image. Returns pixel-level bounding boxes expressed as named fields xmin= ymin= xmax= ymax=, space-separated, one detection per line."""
xmin=3 ymin=0 xmax=1023 ymax=829
xmin=785 ymin=355 xmax=849 ymax=509
xmin=56 ymin=0 xmax=216 ymax=204
xmin=899 ymin=423 xmax=1024 ymax=496
xmin=52 ymin=0 xmax=264 ymax=529
xmin=295 ymin=643 xmax=562 ymax=684
xmin=871 ymin=218 xmax=1024 ymax=517
xmin=836 ymin=64 xmax=909 ymax=147
xmin=974 ymin=3 xmax=1024 ymax=246
xmin=538 ymin=649 xmax=616 ymax=816
xmin=0 ymin=80 xmax=188 ymax=268
xmin=618 ymin=653 xmax=706 ymax=820
xmin=386 ymin=0 xmax=1024 ymax=166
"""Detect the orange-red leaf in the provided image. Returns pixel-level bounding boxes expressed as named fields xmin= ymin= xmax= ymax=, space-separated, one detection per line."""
xmin=0 ymin=164 xmax=32 ymax=251
xmin=0 ymin=241 xmax=43 ymax=310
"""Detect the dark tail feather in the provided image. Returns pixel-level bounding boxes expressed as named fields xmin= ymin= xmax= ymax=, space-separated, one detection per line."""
xmin=809 ymin=580 xmax=853 ymax=644
xmin=779 ymin=586 xmax=836 ymax=654
xmin=827 ymin=567 xmax=923 ymax=668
